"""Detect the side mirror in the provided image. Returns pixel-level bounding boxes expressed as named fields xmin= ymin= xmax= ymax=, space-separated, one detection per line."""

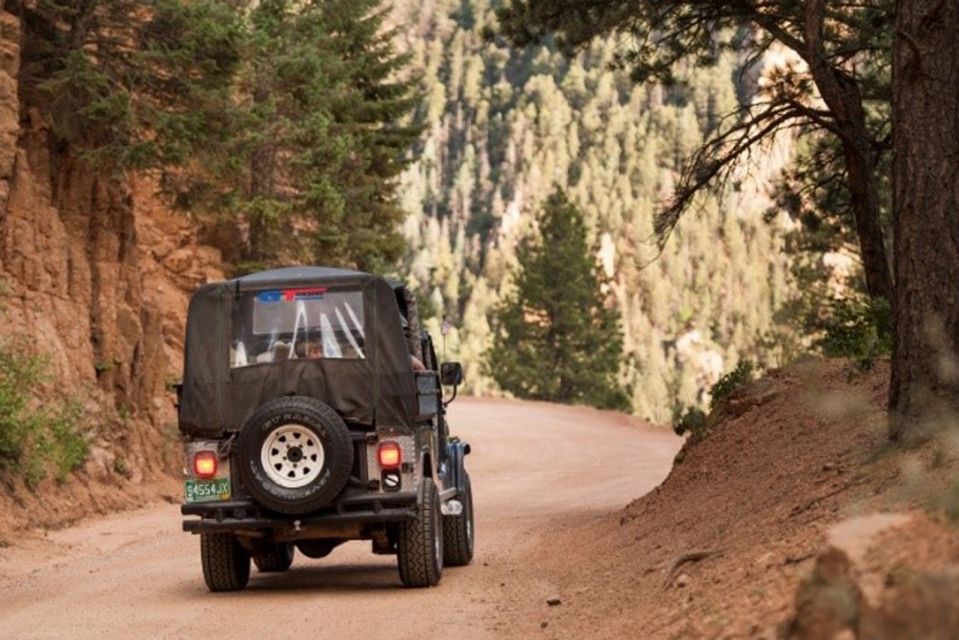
xmin=440 ymin=362 xmax=464 ymax=387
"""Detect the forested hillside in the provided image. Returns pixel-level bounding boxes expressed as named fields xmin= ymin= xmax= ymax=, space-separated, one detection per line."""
xmin=392 ymin=0 xmax=797 ymax=421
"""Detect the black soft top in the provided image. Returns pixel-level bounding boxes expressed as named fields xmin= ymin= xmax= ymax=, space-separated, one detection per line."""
xmin=177 ymin=267 xmax=418 ymax=438
xmin=232 ymin=266 xmax=366 ymax=287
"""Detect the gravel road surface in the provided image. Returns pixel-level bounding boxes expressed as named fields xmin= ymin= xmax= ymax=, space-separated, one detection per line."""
xmin=0 ymin=398 xmax=679 ymax=640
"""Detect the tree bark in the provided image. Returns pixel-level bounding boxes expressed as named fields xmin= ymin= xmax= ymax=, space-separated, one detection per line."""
xmin=803 ymin=0 xmax=895 ymax=302
xmin=890 ymin=0 xmax=959 ymax=441
xmin=837 ymin=122 xmax=895 ymax=303
xmin=246 ymin=140 xmax=275 ymax=262
xmin=244 ymin=77 xmax=276 ymax=265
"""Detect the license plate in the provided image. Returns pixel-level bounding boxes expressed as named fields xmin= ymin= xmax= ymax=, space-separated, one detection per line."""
xmin=185 ymin=477 xmax=231 ymax=503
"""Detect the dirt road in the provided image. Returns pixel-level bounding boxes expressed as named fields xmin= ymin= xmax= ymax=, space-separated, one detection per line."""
xmin=0 ymin=398 xmax=679 ymax=640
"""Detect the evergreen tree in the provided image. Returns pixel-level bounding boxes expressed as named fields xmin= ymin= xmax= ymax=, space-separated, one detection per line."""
xmin=21 ymin=0 xmax=242 ymax=172
xmin=890 ymin=0 xmax=959 ymax=439
xmin=495 ymin=0 xmax=896 ymax=303
xmin=485 ymin=190 xmax=629 ymax=410
xmin=394 ymin=1 xmax=796 ymax=421
xmin=210 ymin=0 xmax=419 ymax=272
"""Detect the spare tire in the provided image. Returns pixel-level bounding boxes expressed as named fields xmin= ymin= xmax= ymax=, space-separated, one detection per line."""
xmin=235 ymin=396 xmax=353 ymax=514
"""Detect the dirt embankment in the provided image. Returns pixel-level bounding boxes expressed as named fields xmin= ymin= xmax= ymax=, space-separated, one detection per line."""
xmin=0 ymin=8 xmax=223 ymax=534
xmin=516 ymin=359 xmax=959 ymax=639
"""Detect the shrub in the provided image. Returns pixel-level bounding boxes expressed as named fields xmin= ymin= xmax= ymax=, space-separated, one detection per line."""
xmin=0 ymin=344 xmax=88 ymax=486
xmin=709 ymin=360 xmax=756 ymax=410
xmin=672 ymin=360 xmax=759 ymax=441
xmin=0 ymin=347 xmax=45 ymax=462
xmin=672 ymin=405 xmax=708 ymax=438
xmin=818 ymin=296 xmax=893 ymax=371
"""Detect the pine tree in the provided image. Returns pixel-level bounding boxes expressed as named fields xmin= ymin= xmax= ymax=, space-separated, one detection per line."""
xmin=395 ymin=3 xmax=798 ymax=420
xmin=21 ymin=0 xmax=242 ymax=172
xmin=890 ymin=0 xmax=959 ymax=439
xmin=209 ymin=0 xmax=419 ymax=272
xmin=485 ymin=190 xmax=629 ymax=410
xmin=496 ymin=0 xmax=896 ymax=303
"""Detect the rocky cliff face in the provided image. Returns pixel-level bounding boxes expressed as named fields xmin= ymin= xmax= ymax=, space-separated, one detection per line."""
xmin=0 ymin=5 xmax=224 ymax=530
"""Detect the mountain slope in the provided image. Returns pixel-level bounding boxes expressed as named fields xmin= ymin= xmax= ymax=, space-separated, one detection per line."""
xmin=393 ymin=0 xmax=798 ymax=420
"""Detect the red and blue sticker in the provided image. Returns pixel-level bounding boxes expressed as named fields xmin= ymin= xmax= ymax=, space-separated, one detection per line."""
xmin=255 ymin=288 xmax=327 ymax=303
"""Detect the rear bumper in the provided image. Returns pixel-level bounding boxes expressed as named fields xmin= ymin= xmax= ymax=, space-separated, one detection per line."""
xmin=181 ymin=490 xmax=418 ymax=534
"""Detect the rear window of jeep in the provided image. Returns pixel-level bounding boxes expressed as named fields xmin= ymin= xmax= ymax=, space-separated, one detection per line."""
xmin=230 ymin=288 xmax=365 ymax=368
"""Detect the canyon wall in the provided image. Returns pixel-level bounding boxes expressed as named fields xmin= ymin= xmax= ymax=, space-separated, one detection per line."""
xmin=0 ymin=5 xmax=223 ymax=531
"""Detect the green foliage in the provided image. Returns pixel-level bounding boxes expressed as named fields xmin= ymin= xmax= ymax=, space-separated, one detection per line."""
xmin=493 ymin=0 xmax=892 ymax=244
xmin=200 ymin=0 xmax=420 ymax=270
xmin=672 ymin=360 xmax=756 ymax=440
xmin=23 ymin=0 xmax=418 ymax=271
xmin=485 ymin=190 xmax=630 ymax=410
xmin=0 ymin=347 xmax=45 ymax=463
xmin=775 ymin=131 xmax=891 ymax=262
xmin=709 ymin=360 xmax=755 ymax=410
xmin=0 ymin=345 xmax=88 ymax=486
xmin=22 ymin=0 xmax=243 ymax=172
xmin=672 ymin=405 xmax=707 ymax=438
xmin=397 ymin=0 xmax=793 ymax=420
xmin=93 ymin=361 xmax=113 ymax=375
xmin=774 ymin=228 xmax=893 ymax=372
xmin=41 ymin=401 xmax=88 ymax=483
xmin=673 ymin=359 xmax=756 ymax=440
xmin=818 ymin=296 xmax=893 ymax=371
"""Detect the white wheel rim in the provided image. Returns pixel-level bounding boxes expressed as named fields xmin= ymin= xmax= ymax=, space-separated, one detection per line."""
xmin=260 ymin=424 xmax=324 ymax=489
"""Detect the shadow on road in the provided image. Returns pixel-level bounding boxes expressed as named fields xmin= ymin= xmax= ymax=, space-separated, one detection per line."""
xmin=242 ymin=563 xmax=400 ymax=593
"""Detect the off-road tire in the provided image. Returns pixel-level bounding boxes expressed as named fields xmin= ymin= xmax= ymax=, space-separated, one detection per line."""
xmin=442 ymin=471 xmax=474 ymax=566
xmin=397 ymin=477 xmax=443 ymax=588
xmin=201 ymin=533 xmax=251 ymax=592
xmin=252 ymin=542 xmax=295 ymax=573
xmin=236 ymin=396 xmax=353 ymax=514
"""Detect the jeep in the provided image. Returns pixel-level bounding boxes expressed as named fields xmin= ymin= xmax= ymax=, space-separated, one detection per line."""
xmin=177 ymin=266 xmax=474 ymax=591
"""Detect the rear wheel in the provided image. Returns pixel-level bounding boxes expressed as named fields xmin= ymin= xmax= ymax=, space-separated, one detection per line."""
xmin=442 ymin=471 xmax=474 ymax=566
xmin=252 ymin=542 xmax=294 ymax=573
xmin=200 ymin=533 xmax=250 ymax=592
xmin=397 ymin=477 xmax=443 ymax=588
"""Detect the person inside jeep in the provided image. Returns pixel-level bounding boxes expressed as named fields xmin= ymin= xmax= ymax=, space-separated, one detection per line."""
xmin=394 ymin=287 xmax=429 ymax=373
xmin=294 ymin=340 xmax=325 ymax=360
xmin=229 ymin=287 xmax=367 ymax=368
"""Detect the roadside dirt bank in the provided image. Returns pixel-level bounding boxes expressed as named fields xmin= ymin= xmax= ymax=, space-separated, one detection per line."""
xmin=514 ymin=359 xmax=959 ymax=639
xmin=0 ymin=397 xmax=680 ymax=640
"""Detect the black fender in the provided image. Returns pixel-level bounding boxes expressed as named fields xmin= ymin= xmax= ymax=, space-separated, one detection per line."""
xmin=446 ymin=439 xmax=472 ymax=496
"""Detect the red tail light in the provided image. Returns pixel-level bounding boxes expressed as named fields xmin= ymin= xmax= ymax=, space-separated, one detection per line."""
xmin=377 ymin=441 xmax=402 ymax=470
xmin=193 ymin=451 xmax=217 ymax=479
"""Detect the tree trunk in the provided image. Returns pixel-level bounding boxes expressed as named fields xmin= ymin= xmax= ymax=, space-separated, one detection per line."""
xmin=803 ymin=0 xmax=895 ymax=302
xmin=890 ymin=0 xmax=959 ymax=441
xmin=246 ymin=141 xmax=275 ymax=263
xmin=244 ymin=79 xmax=276 ymax=264
xmin=837 ymin=132 xmax=895 ymax=303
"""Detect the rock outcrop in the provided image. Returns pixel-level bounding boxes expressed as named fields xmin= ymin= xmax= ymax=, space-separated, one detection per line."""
xmin=786 ymin=545 xmax=959 ymax=640
xmin=0 ymin=6 xmax=224 ymax=530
